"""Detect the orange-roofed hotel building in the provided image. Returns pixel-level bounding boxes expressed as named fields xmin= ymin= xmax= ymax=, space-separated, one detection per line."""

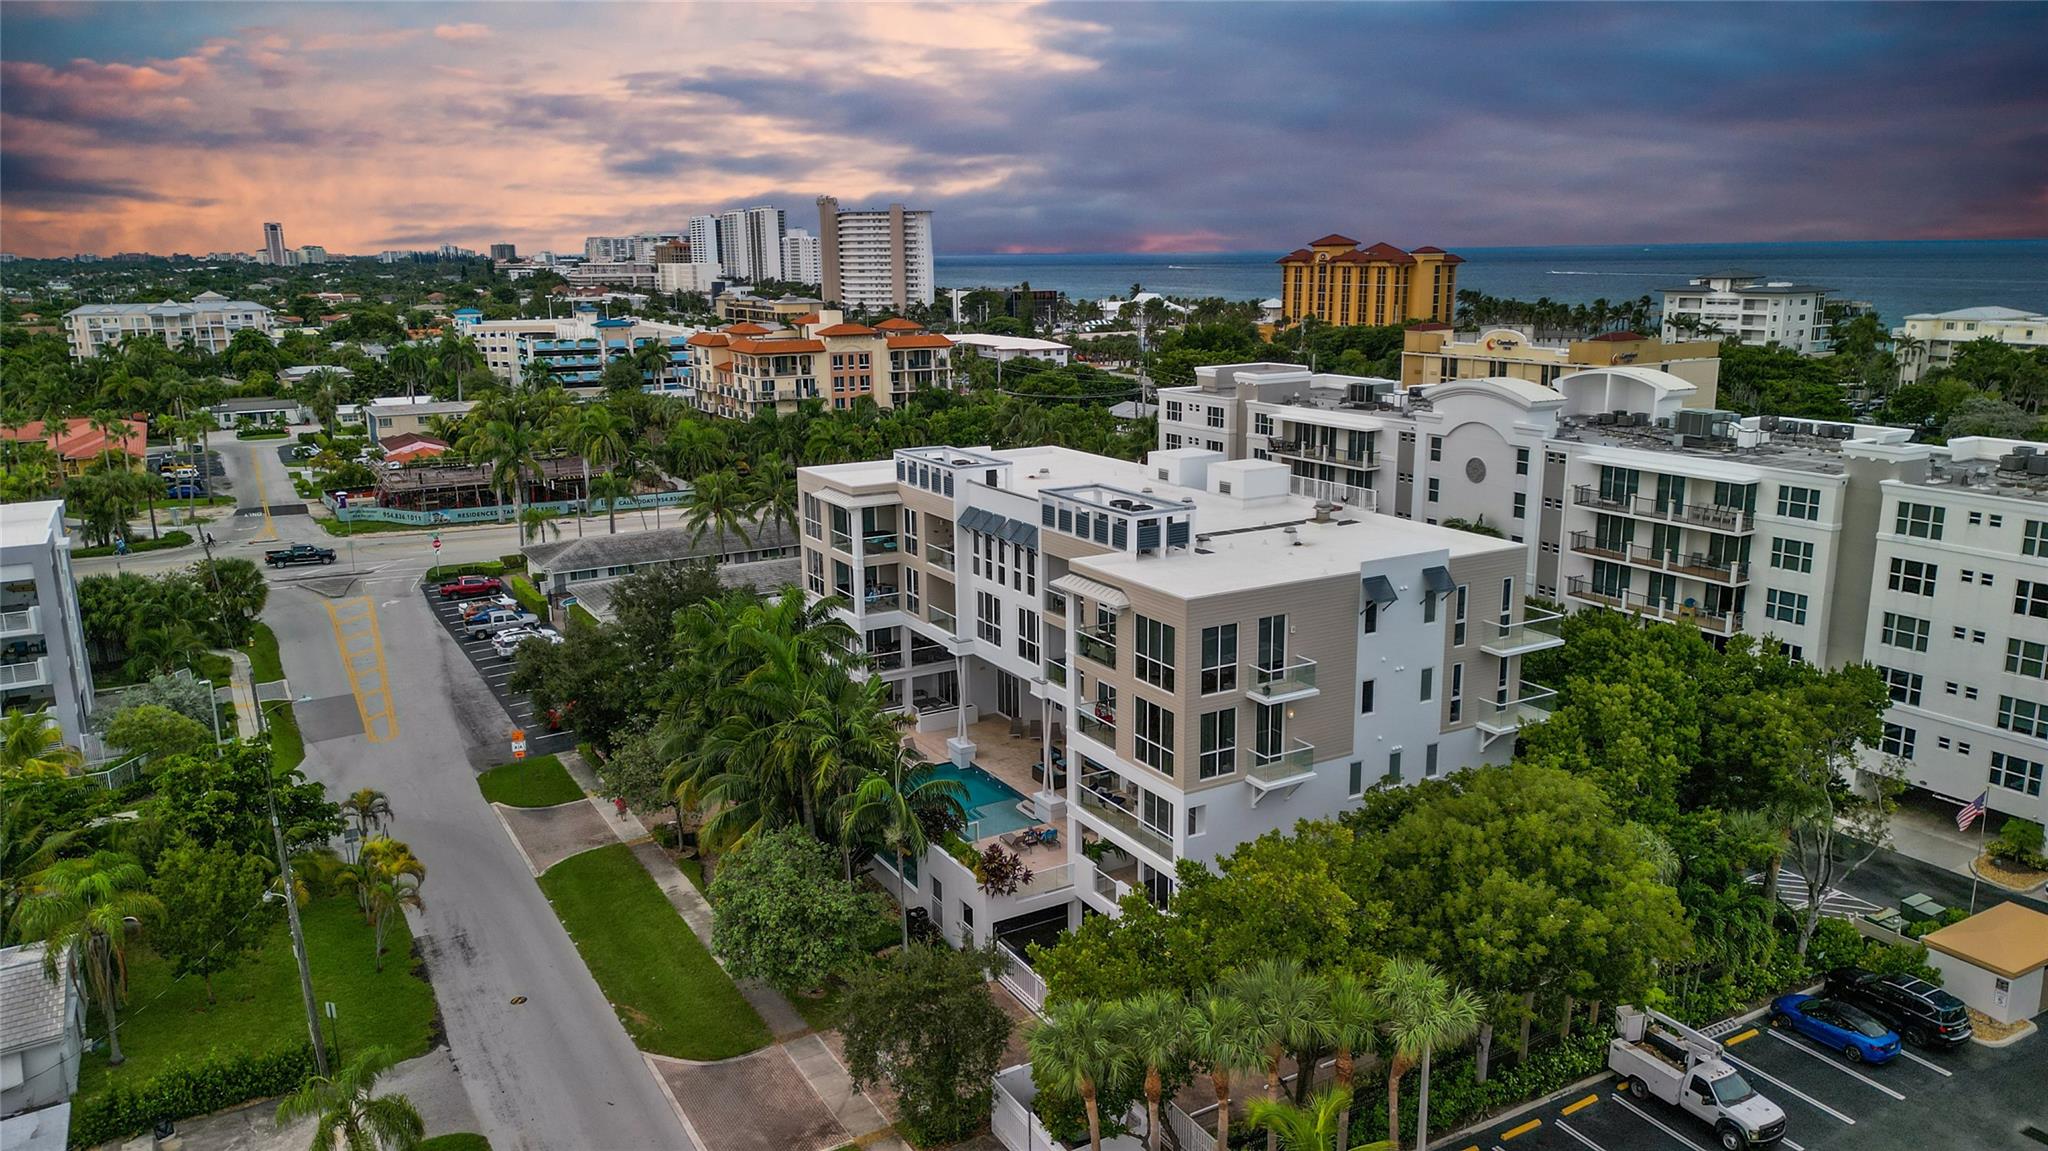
xmin=1277 ymin=234 xmax=1462 ymax=327
xmin=687 ymin=311 xmax=955 ymax=419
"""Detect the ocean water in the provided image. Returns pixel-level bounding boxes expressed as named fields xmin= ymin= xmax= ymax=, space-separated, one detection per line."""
xmin=936 ymin=240 xmax=2048 ymax=326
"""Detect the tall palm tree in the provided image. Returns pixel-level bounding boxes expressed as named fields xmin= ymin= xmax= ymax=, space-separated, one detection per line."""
xmin=559 ymin=404 xmax=629 ymax=538
xmin=1119 ymin=990 xmax=1186 ymax=1151
xmin=16 ymin=851 xmax=163 ymax=1065
xmin=1186 ymin=992 xmax=1266 ymax=1149
xmin=684 ymin=469 xmax=751 ymax=563
xmin=342 ymin=789 xmax=393 ymax=838
xmin=663 ymin=418 xmax=730 ymax=478
xmin=0 ymin=709 xmax=83 ymax=778
xmin=1376 ymin=956 xmax=1483 ymax=1151
xmin=747 ymin=456 xmax=799 ymax=542
xmin=841 ymin=741 xmax=966 ymax=944
xmin=274 ymin=1045 xmax=424 ymax=1151
xmin=1245 ymin=1086 xmax=1392 ymax=1151
xmin=389 ymin=344 xmax=432 ymax=401
xmin=1326 ymin=971 xmax=1385 ymax=1145
xmin=1028 ymin=1000 xmax=1129 ymax=1151
xmin=519 ymin=505 xmax=563 ymax=543
xmin=587 ymin=472 xmax=634 ymax=535
xmin=1230 ymin=956 xmax=1335 ymax=1147
xmin=458 ymin=410 xmax=545 ymax=525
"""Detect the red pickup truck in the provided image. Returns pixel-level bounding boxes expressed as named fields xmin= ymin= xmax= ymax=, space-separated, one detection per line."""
xmin=439 ymin=575 xmax=504 ymax=599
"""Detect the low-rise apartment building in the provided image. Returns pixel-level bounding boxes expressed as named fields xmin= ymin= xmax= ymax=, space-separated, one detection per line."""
xmin=797 ymin=444 xmax=1554 ymax=950
xmin=950 ymin=333 xmax=1074 ymax=367
xmin=716 ymin=291 xmax=825 ymax=326
xmin=1660 ymin=270 xmax=1830 ymax=353
xmin=64 ymin=292 xmax=274 ymax=359
xmin=455 ymin=314 xmax=694 ymax=394
xmin=0 ymin=502 xmax=96 ymax=748
xmin=689 ymin=312 xmax=954 ymax=419
xmin=1892 ymin=306 xmax=2047 ymax=385
xmin=1401 ymin=325 xmax=1721 ymax=404
xmin=1168 ymin=361 xmax=2048 ymax=825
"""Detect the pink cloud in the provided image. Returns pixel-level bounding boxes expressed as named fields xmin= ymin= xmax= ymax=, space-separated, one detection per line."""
xmin=1128 ymin=230 xmax=1233 ymax=255
xmin=434 ymin=23 xmax=491 ymax=41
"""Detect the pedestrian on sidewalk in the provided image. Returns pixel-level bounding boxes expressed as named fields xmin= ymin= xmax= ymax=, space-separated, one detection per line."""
xmin=614 ymin=796 xmax=628 ymax=817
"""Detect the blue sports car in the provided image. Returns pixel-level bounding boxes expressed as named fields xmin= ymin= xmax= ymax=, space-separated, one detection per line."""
xmin=1770 ymin=993 xmax=1901 ymax=1064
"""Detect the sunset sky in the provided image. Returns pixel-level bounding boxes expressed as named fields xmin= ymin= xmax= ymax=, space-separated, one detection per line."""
xmin=2 ymin=2 xmax=2042 ymax=258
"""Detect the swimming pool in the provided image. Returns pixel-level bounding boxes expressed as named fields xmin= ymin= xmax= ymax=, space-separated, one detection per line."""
xmin=927 ymin=761 xmax=1039 ymax=838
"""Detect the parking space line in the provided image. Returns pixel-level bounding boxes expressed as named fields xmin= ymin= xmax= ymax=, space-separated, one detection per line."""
xmin=1895 ymin=1047 xmax=1952 ymax=1077
xmin=1560 ymin=1095 xmax=1598 ymax=1116
xmin=1721 ymin=1054 xmax=1855 ymax=1124
xmin=1554 ymin=1120 xmax=1602 ymax=1150
xmin=1764 ymin=1029 xmax=1905 ymax=1099
xmin=1501 ymin=1119 xmax=1541 ymax=1140
xmin=1782 ymin=1138 xmax=1805 ymax=1151
xmin=1609 ymin=1095 xmax=1710 ymax=1151
xmin=1725 ymin=1028 xmax=1759 ymax=1045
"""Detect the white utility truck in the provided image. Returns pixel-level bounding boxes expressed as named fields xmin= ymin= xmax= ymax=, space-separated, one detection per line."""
xmin=1609 ymin=1006 xmax=1787 ymax=1149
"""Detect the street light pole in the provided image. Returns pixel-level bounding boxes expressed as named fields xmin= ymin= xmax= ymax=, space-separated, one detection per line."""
xmin=260 ymin=700 xmax=330 ymax=1076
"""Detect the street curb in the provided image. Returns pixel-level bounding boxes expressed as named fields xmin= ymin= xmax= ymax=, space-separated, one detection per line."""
xmin=642 ymin=1051 xmax=714 ymax=1148
xmin=489 ymin=802 xmax=545 ymax=878
xmin=1970 ymin=1019 xmax=2037 ymax=1048
xmin=1966 ymin=855 xmax=2048 ymax=895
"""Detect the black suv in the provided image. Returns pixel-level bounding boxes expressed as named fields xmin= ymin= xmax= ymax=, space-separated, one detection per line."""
xmin=1824 ymin=968 xmax=1973 ymax=1048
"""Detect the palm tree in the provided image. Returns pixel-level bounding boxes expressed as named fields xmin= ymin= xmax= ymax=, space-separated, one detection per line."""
xmin=841 ymin=741 xmax=965 ymax=944
xmin=274 ymin=1045 xmax=424 ymax=1151
xmin=587 ymin=472 xmax=634 ymax=534
xmin=16 ymin=851 xmax=163 ymax=1065
xmin=341 ymin=837 xmax=426 ymax=968
xmin=559 ymin=404 xmax=629 ymax=537
xmin=631 ymin=338 xmax=675 ymax=389
xmin=342 ymin=789 xmax=393 ymax=838
xmin=1230 ymin=956 xmax=1335 ymax=1148
xmin=1245 ymin=1086 xmax=1392 ymax=1151
xmin=1028 ymin=999 xmax=1129 ymax=1151
xmin=519 ymin=504 xmax=563 ymax=543
xmin=747 ymin=456 xmax=799 ymax=542
xmin=663 ymin=418 xmax=730 ymax=478
xmin=1376 ymin=956 xmax=1483 ymax=1151
xmin=1186 ymin=992 xmax=1266 ymax=1149
xmin=1326 ymin=971 xmax=1385 ymax=1145
xmin=0 ymin=709 xmax=83 ymax=779
xmin=684 ymin=469 xmax=751 ymax=563
xmin=389 ymin=344 xmax=432 ymax=401
xmin=1118 ymin=990 xmax=1186 ymax=1151
xmin=458 ymin=409 xmax=545 ymax=525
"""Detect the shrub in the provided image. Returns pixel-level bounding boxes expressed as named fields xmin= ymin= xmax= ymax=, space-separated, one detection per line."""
xmin=840 ymin=944 xmax=1012 ymax=1145
xmin=69 ymin=1044 xmax=325 ymax=1148
xmin=708 ymin=828 xmax=884 ymax=993
xmin=498 ymin=553 xmax=529 ymax=571
xmin=1803 ymin=917 xmax=1867 ymax=974
xmin=1990 ymin=817 xmax=2047 ymax=868
xmin=1349 ymin=1032 xmax=1609 ymax=1146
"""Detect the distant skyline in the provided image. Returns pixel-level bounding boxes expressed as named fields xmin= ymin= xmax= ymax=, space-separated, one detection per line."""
xmin=1 ymin=2 xmax=2043 ymax=259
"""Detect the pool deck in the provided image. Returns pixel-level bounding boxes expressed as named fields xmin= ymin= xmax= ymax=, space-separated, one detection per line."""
xmin=910 ymin=718 xmax=1069 ymax=875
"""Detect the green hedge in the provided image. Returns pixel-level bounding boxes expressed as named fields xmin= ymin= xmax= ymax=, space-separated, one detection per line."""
xmin=425 ymin=560 xmax=506 ymax=583
xmin=75 ymin=530 xmax=193 ymax=559
xmin=69 ymin=1044 xmax=324 ymax=1149
xmin=419 ymin=1137 xmax=493 ymax=1151
xmin=236 ymin=427 xmax=290 ymax=440
xmin=507 ymin=575 xmax=548 ymax=618
xmin=498 ymin=553 xmax=529 ymax=571
xmin=1347 ymin=1031 xmax=1610 ymax=1147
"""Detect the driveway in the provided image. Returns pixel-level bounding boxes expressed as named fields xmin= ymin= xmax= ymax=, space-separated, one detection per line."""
xmin=267 ymin=579 xmax=690 ymax=1150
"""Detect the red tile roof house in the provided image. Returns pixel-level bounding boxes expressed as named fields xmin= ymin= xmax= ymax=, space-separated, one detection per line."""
xmin=0 ymin=417 xmax=148 ymax=476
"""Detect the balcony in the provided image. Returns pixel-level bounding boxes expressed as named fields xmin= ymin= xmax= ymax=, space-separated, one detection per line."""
xmin=1248 ymin=738 xmax=1317 ymax=791
xmin=830 ymin=529 xmax=853 ymax=553
xmin=1044 ymin=589 xmax=1068 ymax=617
xmin=1569 ymin=533 xmax=1751 ymax=586
xmin=1475 ymin=682 xmax=1559 ymax=739
xmin=0 ymin=658 xmax=50 ymax=688
xmin=871 ymin=650 xmax=904 ymax=672
xmin=1270 ymin=440 xmax=1378 ymax=467
xmin=861 ymin=531 xmax=898 ymax=555
xmin=927 ymin=606 xmax=958 ymax=635
xmin=1480 ymin=610 xmax=1565 ymax=657
xmin=1091 ymin=863 xmax=1133 ymax=905
xmin=910 ymin=641 xmax=952 ymax=667
xmin=1248 ymin=658 xmax=1319 ymax=703
xmin=1077 ymin=783 xmax=1173 ymax=860
xmin=1076 ymin=625 xmax=1117 ymax=670
xmin=927 ymin=543 xmax=955 ymax=572
xmin=1076 ymin=703 xmax=1117 ymax=746
xmin=1565 ymin=576 xmax=1745 ymax=635
xmin=1017 ymin=862 xmax=1074 ymax=897
xmin=0 ymin=605 xmax=39 ymax=637
xmin=1571 ymin=486 xmax=1754 ymax=533
xmin=1045 ymin=658 xmax=1068 ymax=686
xmin=861 ymin=590 xmax=901 ymax=612
xmin=1572 ymin=484 xmax=1633 ymax=514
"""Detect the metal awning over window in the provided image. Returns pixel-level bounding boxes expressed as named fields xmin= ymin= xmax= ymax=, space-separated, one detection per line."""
xmin=1421 ymin=565 xmax=1456 ymax=597
xmin=1051 ymin=573 xmax=1130 ymax=611
xmin=1362 ymin=575 xmax=1399 ymax=605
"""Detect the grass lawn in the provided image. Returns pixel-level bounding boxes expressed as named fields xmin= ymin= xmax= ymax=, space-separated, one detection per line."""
xmin=538 ymin=844 xmax=769 ymax=1060
xmin=419 ymin=1136 xmax=493 ymax=1151
xmin=243 ymin=621 xmax=285 ymax=683
xmin=477 ymin=755 xmax=583 ymax=807
xmin=317 ymin=516 xmax=443 ymax=537
xmin=268 ymin=700 xmax=305 ymax=772
xmin=198 ymin=650 xmax=234 ymax=688
xmin=569 ymin=603 xmax=599 ymax=628
xmin=507 ymin=574 xmax=548 ymax=617
xmin=75 ymin=897 xmax=436 ymax=1110
xmin=676 ymin=856 xmax=705 ymax=892
xmin=236 ymin=428 xmax=290 ymax=440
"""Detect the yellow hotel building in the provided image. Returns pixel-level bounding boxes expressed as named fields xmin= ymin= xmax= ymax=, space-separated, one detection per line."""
xmin=1277 ymin=234 xmax=1461 ymax=327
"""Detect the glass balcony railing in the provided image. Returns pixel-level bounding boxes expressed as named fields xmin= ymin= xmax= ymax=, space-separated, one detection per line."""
xmin=1076 ymin=705 xmax=1117 ymax=745
xmin=1480 ymin=611 xmax=1565 ymax=656
xmin=861 ymin=590 xmax=900 ymax=611
xmin=1076 ymin=625 xmax=1117 ymax=669
xmin=830 ymin=530 xmax=853 ymax=553
xmin=1249 ymin=658 xmax=1318 ymax=700
xmin=1477 ymin=683 xmax=1559 ymax=733
xmin=927 ymin=544 xmax=955 ymax=571
xmin=911 ymin=643 xmax=952 ymax=667
xmin=1045 ymin=658 xmax=1068 ymax=686
xmin=928 ymin=606 xmax=958 ymax=635
xmin=862 ymin=531 xmax=899 ymax=554
xmin=1077 ymin=785 xmax=1173 ymax=859
xmin=1248 ymin=738 xmax=1316 ymax=785
xmin=1092 ymin=864 xmax=1132 ymax=904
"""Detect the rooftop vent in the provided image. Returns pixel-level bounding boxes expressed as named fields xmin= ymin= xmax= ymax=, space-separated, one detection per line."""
xmin=1282 ymin=525 xmax=1303 ymax=546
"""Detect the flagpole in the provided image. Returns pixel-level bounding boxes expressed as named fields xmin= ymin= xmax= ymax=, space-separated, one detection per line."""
xmin=1969 ymin=797 xmax=1988 ymax=914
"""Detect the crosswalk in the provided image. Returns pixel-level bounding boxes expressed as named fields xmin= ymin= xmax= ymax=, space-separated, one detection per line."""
xmin=1745 ymin=866 xmax=1882 ymax=919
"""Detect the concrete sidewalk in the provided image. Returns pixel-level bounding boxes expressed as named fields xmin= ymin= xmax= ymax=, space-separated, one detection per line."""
xmin=225 ymin=647 xmax=260 ymax=740
xmin=142 ymin=1048 xmax=478 ymax=1151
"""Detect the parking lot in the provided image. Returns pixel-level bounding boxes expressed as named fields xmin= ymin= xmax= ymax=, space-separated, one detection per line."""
xmin=1455 ymin=1017 xmax=2045 ymax=1151
xmin=422 ymin=583 xmax=580 ymax=759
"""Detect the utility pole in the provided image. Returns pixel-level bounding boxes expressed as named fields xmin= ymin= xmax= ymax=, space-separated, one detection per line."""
xmin=261 ymin=704 xmax=330 ymax=1077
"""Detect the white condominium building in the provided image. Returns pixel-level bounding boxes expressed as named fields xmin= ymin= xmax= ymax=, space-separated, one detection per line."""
xmin=1166 ymin=361 xmax=2048 ymax=825
xmin=0 ymin=502 xmax=96 ymax=748
xmin=797 ymin=444 xmax=1554 ymax=949
xmin=64 ymin=291 xmax=275 ymax=359
xmin=1660 ymin=270 xmax=1831 ymax=354
xmin=716 ymin=207 xmax=787 ymax=283
xmin=1892 ymin=307 xmax=2048 ymax=385
xmin=685 ymin=215 xmax=722 ymax=270
xmin=782 ymin=228 xmax=823 ymax=286
xmin=817 ymin=196 xmax=935 ymax=313
xmin=583 ymin=235 xmax=638 ymax=263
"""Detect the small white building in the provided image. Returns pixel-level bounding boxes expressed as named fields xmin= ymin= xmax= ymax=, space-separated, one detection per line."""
xmin=1659 ymin=270 xmax=1830 ymax=354
xmin=1921 ymin=901 xmax=2048 ymax=1026
xmin=1892 ymin=306 xmax=2048 ymax=385
xmin=209 ymin=396 xmax=308 ymax=429
xmin=1 ymin=943 xmax=85 ymax=1129
xmin=949 ymin=333 xmax=1074 ymax=366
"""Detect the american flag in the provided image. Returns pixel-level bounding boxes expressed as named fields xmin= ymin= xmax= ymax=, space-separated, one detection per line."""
xmin=1957 ymin=791 xmax=1989 ymax=832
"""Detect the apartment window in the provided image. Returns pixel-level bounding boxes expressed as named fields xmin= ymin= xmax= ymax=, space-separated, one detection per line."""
xmin=1998 ymin=695 xmax=2048 ymax=741
xmin=1420 ymin=666 xmax=1435 ymax=702
xmin=976 ymin=591 xmax=1002 ymax=644
xmin=1888 ymin=558 xmax=1937 ymax=596
xmin=1880 ymin=612 xmax=1930 ymax=652
xmin=2006 ymin=639 xmax=2048 ymax=679
xmin=1894 ymin=501 xmax=1945 ymax=539
xmin=1134 ymin=616 xmax=1176 ymax=690
xmin=1253 ymin=413 xmax=1274 ymax=437
xmin=1878 ymin=666 xmax=1923 ymax=705
xmin=2025 ymin=519 xmax=2048 ymax=556
xmin=1764 ymin=589 xmax=1808 ymax=625
xmin=1429 ymin=435 xmax=1443 ymax=462
xmin=2017 ymin=580 xmax=2048 ymax=620
xmin=1361 ymin=600 xmax=1378 ymax=634
xmin=1770 ymin=538 xmax=1813 ymax=573
xmin=1423 ymin=591 xmax=1438 ymax=624
xmin=1165 ymin=433 xmax=1183 ymax=450
xmin=1141 ymin=791 xmax=1175 ymax=841
xmin=1515 ymin=448 xmax=1530 ymax=476
xmin=1348 ymin=761 xmax=1364 ymax=798
xmin=1360 ymin=679 xmax=1376 ymax=715
xmin=1388 ymin=748 xmax=1403 ymax=784
xmin=1448 ymin=664 xmax=1464 ymax=723
xmin=1881 ymin=724 xmax=1916 ymax=759
xmin=803 ymin=494 xmax=822 ymax=539
xmin=1778 ymin=485 xmax=1821 ymax=521
xmin=1425 ymin=743 xmax=1440 ymax=777
xmin=1165 ymin=400 xmax=1183 ymax=422
xmin=1134 ymin=699 xmax=1175 ymax=774
xmin=1187 ymin=805 xmax=1207 ymax=837
xmin=1200 ymin=624 xmax=1238 ymax=694
xmin=902 ymin=509 xmax=918 ymax=556
xmin=1198 ymin=708 xmax=1236 ymax=779
xmin=1512 ymin=492 xmax=1527 ymax=520
xmin=806 ymin=550 xmax=825 ymax=595
xmin=1453 ymin=585 xmax=1468 ymax=646
xmin=961 ymin=901 xmax=974 ymax=936
xmin=1991 ymin=751 xmax=2045 ymax=797
xmin=1257 ymin=614 xmax=1288 ymax=672
xmin=1017 ymin=608 xmax=1040 ymax=664
xmin=1427 ymin=477 xmax=1440 ymax=503
xmin=1206 ymin=405 xmax=1225 ymax=430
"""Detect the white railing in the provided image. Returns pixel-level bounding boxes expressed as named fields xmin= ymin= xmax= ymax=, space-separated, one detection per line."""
xmin=1016 ymin=862 xmax=1073 ymax=898
xmin=0 ymin=606 xmax=38 ymax=636
xmin=996 ymin=939 xmax=1048 ymax=1016
xmin=0 ymin=658 xmax=49 ymax=687
xmin=992 ymin=1066 xmax=1062 ymax=1151
xmin=1290 ymin=474 xmax=1377 ymax=512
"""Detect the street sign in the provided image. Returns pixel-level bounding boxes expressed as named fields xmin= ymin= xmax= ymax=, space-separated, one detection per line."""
xmin=432 ymin=534 xmax=442 ymax=551
xmin=512 ymin=728 xmax=527 ymax=760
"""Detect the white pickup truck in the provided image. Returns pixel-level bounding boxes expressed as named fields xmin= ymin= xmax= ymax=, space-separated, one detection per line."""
xmin=1609 ymin=1006 xmax=1787 ymax=1150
